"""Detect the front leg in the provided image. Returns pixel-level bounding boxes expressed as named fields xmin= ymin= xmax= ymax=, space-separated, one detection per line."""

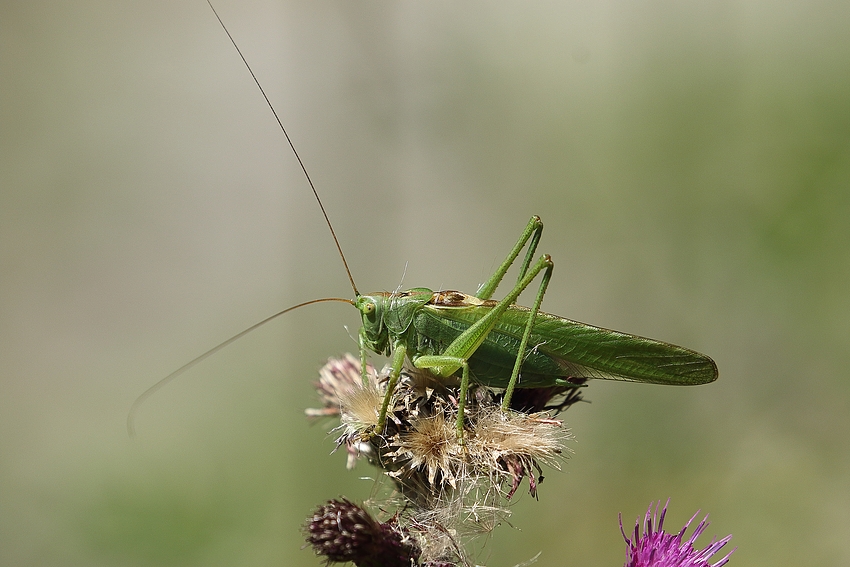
xmin=358 ymin=327 xmax=371 ymax=387
xmin=374 ymin=343 xmax=407 ymax=437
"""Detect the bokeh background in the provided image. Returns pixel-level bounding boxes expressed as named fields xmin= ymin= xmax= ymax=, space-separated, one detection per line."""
xmin=3 ymin=1 xmax=849 ymax=565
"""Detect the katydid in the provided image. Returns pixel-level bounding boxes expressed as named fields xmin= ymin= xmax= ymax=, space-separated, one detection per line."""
xmin=128 ymin=2 xmax=718 ymax=439
xmin=352 ymin=214 xmax=717 ymax=441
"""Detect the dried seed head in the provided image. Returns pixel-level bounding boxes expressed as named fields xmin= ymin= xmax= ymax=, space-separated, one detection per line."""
xmin=470 ymin=408 xmax=571 ymax=498
xmin=306 ymin=354 xmax=378 ymax=418
xmin=312 ymin=357 xmax=575 ymax=498
xmin=390 ymin=412 xmax=464 ymax=487
xmin=338 ymin=380 xmax=385 ymax=437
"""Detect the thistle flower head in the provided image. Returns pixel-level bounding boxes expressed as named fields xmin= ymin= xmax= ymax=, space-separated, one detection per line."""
xmin=305 ymin=499 xmax=420 ymax=567
xmin=470 ymin=407 xmax=570 ymax=499
xmin=338 ymin=379 xmax=386 ymax=437
xmin=391 ymin=410 xmax=465 ymax=487
xmin=306 ymin=354 xmax=378 ymax=418
xmin=304 ymin=355 xmax=386 ymax=469
xmin=621 ymin=500 xmax=735 ymax=567
xmin=312 ymin=356 xmax=573 ymax=503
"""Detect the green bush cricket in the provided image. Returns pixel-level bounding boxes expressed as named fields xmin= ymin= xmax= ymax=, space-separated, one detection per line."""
xmin=128 ymin=2 xmax=718 ymax=440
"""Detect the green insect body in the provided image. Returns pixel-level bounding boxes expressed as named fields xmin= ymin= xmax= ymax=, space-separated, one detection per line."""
xmin=366 ymin=291 xmax=718 ymax=389
xmin=350 ymin=215 xmax=717 ymax=441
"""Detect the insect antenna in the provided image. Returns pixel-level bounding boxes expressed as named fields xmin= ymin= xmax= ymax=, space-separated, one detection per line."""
xmin=128 ymin=5 xmax=365 ymax=436
xmin=206 ymin=0 xmax=359 ymax=297
xmin=127 ymin=297 xmax=353 ymax=437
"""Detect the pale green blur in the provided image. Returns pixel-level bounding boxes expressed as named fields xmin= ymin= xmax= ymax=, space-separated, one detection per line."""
xmin=2 ymin=1 xmax=849 ymax=566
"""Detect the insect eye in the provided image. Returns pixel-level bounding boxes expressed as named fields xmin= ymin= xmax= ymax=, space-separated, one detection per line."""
xmin=363 ymin=301 xmax=375 ymax=315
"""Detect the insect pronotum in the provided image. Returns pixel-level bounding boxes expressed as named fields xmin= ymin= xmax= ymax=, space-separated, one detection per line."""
xmin=127 ymin=1 xmax=718 ymax=440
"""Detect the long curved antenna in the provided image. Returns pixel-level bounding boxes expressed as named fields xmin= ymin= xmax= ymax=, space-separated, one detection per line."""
xmin=206 ymin=0 xmax=359 ymax=297
xmin=127 ymin=297 xmax=353 ymax=437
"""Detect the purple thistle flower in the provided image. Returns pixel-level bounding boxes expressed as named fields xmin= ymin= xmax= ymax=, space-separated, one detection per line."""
xmin=620 ymin=500 xmax=735 ymax=567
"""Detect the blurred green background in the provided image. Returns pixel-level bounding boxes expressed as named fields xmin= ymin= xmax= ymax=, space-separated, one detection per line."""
xmin=2 ymin=1 xmax=849 ymax=565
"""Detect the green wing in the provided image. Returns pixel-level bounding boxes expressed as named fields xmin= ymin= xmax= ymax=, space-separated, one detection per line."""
xmin=419 ymin=301 xmax=717 ymax=387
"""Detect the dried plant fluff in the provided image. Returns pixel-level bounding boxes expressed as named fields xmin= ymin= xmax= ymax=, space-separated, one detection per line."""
xmin=311 ymin=356 xmax=574 ymax=500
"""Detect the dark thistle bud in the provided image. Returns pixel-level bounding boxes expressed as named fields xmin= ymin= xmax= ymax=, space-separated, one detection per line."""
xmin=305 ymin=499 xmax=420 ymax=567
